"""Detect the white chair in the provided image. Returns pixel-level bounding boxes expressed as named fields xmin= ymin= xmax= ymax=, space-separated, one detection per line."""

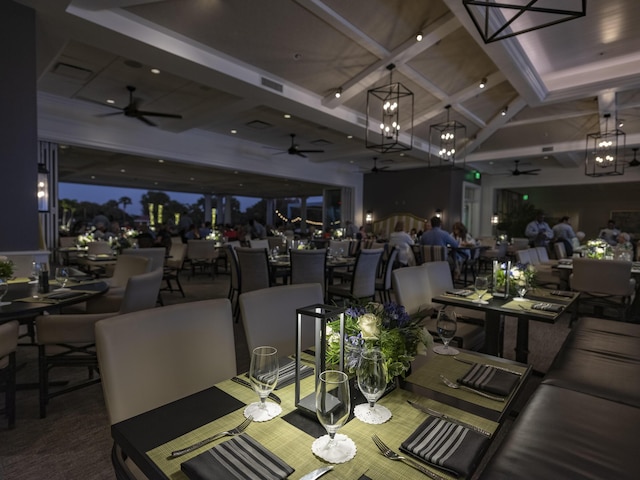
xmin=36 ymin=268 xmax=163 ymax=418
xmin=121 ymin=247 xmax=167 ymax=271
xmin=554 ymin=241 xmax=568 ymax=259
xmin=186 ymin=240 xmax=218 ymax=278
xmin=87 ymin=241 xmax=114 ymax=256
xmin=96 ymin=299 xmax=236 ymax=479
xmin=327 ymin=248 xmax=383 ymax=303
xmin=249 ymin=239 xmax=269 ymax=250
xmin=570 ymin=258 xmax=636 ymax=323
xmin=0 ymin=321 xmax=18 ymax=428
xmin=239 ymin=283 xmax=323 ymax=357
xmin=161 ymin=242 xmax=187 ymax=297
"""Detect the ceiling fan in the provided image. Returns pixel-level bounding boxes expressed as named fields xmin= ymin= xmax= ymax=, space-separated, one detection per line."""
xmin=269 ymin=134 xmax=325 ymax=158
xmin=98 ymin=85 xmax=182 ymax=126
xmin=509 ymin=160 xmax=540 ymax=176
xmin=370 ymin=157 xmax=392 ymax=173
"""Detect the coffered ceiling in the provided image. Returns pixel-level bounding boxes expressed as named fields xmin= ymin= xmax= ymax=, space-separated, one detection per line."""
xmin=16 ymin=0 xmax=640 ymax=196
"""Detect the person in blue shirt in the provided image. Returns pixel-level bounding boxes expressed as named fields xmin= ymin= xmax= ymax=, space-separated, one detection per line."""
xmin=420 ymin=216 xmax=459 ymax=248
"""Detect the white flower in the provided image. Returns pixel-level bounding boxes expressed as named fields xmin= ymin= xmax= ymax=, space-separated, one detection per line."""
xmin=358 ymin=313 xmax=380 ymax=340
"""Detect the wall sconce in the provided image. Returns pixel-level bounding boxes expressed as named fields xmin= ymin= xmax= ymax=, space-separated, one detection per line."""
xmin=37 ymin=164 xmax=49 ymax=212
xmin=491 ymin=213 xmax=499 ymax=225
xmin=365 ymin=211 xmax=373 ymax=224
xmin=435 ymin=208 xmax=442 ymax=219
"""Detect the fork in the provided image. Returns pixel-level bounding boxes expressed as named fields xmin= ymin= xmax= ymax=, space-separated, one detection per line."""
xmin=168 ymin=416 xmax=253 ymax=458
xmin=371 ymin=435 xmax=447 ymax=480
xmin=439 ymin=374 xmax=505 ymax=402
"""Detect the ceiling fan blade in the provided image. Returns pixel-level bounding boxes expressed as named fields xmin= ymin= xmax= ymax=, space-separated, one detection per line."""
xmin=96 ymin=111 xmax=124 ymax=118
xmin=296 ymin=149 xmax=324 ymax=153
xmin=137 ymin=116 xmax=157 ymax=127
xmin=521 ymin=169 xmax=541 ymax=174
xmin=295 ymin=152 xmax=308 ymax=158
xmin=135 ymin=110 xmax=182 ymax=119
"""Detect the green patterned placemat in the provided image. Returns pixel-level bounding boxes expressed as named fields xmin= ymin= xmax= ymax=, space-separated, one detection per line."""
xmin=147 ymin=372 xmax=498 ymax=479
xmin=501 ymin=299 xmax=561 ymax=315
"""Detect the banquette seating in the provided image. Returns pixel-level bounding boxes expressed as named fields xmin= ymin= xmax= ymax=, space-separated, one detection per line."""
xmin=479 ymin=317 xmax=640 ymax=480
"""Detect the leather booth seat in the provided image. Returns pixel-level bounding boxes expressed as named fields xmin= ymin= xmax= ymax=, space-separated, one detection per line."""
xmin=480 ymin=317 xmax=640 ymax=480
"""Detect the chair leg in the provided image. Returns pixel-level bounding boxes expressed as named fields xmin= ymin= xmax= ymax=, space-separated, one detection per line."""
xmin=3 ymin=352 xmax=16 ymax=428
xmin=175 ymin=274 xmax=185 ymax=297
xmin=38 ymin=346 xmax=48 ymax=419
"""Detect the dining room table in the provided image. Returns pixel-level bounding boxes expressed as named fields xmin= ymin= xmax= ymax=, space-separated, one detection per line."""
xmin=432 ymin=287 xmax=579 ymax=364
xmin=268 ymin=253 xmax=356 ymax=286
xmin=111 ymin=349 xmax=530 ymax=480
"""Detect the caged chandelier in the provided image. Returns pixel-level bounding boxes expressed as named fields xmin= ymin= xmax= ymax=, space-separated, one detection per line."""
xmin=365 ymin=63 xmax=414 ymax=154
xmin=585 ymin=113 xmax=625 ymax=177
xmin=429 ymin=105 xmax=467 ymax=168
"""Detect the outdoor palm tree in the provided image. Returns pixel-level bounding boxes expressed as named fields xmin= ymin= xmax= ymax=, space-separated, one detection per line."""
xmin=119 ymin=196 xmax=132 ymax=222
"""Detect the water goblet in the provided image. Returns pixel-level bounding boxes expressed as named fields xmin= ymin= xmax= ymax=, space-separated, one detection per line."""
xmin=473 ymin=275 xmax=490 ymax=304
xmin=0 ymin=279 xmax=9 ymax=306
xmin=55 ymin=266 xmax=70 ymax=290
xmin=312 ymin=370 xmax=356 ymax=463
xmin=354 ymin=348 xmax=392 ymax=424
xmin=514 ymin=279 xmax=529 ymax=301
xmin=244 ymin=346 xmax=281 ymax=422
xmin=433 ymin=309 xmax=459 ymax=355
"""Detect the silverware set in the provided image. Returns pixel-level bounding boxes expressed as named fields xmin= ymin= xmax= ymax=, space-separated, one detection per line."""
xmin=168 ymin=415 xmax=253 ymax=458
xmin=440 ymin=374 xmax=505 ymax=402
xmin=371 ymin=434 xmax=446 ymax=480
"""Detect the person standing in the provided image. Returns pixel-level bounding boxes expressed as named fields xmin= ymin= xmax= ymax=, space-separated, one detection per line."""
xmin=552 ymin=216 xmax=577 ymax=256
xmin=525 ymin=211 xmax=553 ymax=248
xmin=599 ymin=219 xmax=620 ymax=246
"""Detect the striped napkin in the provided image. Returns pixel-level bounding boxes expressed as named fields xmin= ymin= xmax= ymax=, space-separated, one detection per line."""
xmin=400 ymin=417 xmax=490 ymax=477
xmin=181 ymin=434 xmax=294 ymax=480
xmin=275 ymin=359 xmax=313 ymax=390
xmin=458 ymin=363 xmax=519 ymax=397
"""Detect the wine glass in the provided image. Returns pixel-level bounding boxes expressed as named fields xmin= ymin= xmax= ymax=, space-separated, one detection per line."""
xmin=312 ymin=370 xmax=356 ymax=463
xmin=0 ymin=278 xmax=9 ymax=306
xmin=244 ymin=346 xmax=281 ymax=422
xmin=473 ymin=275 xmax=490 ymax=304
xmin=514 ymin=278 xmax=529 ymax=301
xmin=433 ymin=309 xmax=459 ymax=355
xmin=55 ymin=266 xmax=70 ymax=290
xmin=354 ymin=348 xmax=392 ymax=424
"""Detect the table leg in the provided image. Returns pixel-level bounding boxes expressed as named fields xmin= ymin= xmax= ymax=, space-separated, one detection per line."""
xmin=484 ymin=311 xmax=503 ymax=357
xmin=515 ymin=316 xmax=529 ymax=364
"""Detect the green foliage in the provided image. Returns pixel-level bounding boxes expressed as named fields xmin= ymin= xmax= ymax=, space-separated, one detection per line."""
xmin=497 ymin=202 xmax=538 ymax=240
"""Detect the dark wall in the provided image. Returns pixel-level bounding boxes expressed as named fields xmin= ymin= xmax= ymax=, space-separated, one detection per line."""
xmin=0 ymin=1 xmax=38 ymax=250
xmin=363 ymin=166 xmax=471 ymax=231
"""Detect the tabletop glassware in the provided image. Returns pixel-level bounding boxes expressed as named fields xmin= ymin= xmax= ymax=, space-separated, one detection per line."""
xmin=514 ymin=278 xmax=529 ymax=301
xmin=55 ymin=266 xmax=70 ymax=290
xmin=0 ymin=278 xmax=9 ymax=306
xmin=473 ymin=275 xmax=490 ymax=304
xmin=355 ymin=348 xmax=392 ymax=424
xmin=244 ymin=346 xmax=281 ymax=422
xmin=312 ymin=370 xmax=356 ymax=463
xmin=433 ymin=309 xmax=459 ymax=355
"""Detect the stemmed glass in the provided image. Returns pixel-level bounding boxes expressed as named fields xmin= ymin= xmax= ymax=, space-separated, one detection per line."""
xmin=354 ymin=348 xmax=392 ymax=424
xmin=514 ymin=278 xmax=529 ymax=301
xmin=312 ymin=370 xmax=356 ymax=463
xmin=473 ymin=275 xmax=490 ymax=304
xmin=0 ymin=279 xmax=9 ymax=306
xmin=244 ymin=346 xmax=282 ymax=422
xmin=433 ymin=309 xmax=459 ymax=355
xmin=55 ymin=266 xmax=70 ymax=290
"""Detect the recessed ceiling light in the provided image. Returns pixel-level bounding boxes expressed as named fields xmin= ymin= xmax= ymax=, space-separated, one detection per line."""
xmin=150 ymin=68 xmax=160 ymax=74
xmin=238 ymin=183 xmax=244 ymax=187
xmin=158 ymin=159 xmax=164 ymax=163
xmin=190 ymin=177 xmax=195 ymax=181
xmin=230 ymin=129 xmax=237 ymax=134
xmin=106 ymin=99 xmax=115 ymax=104
xmin=90 ymin=175 xmax=95 ymax=179
xmin=234 ymin=171 xmax=239 ymax=174
xmin=120 ymin=169 xmax=126 ymax=173
xmin=283 ymin=114 xmax=291 ymax=119
xmin=154 ymin=182 xmax=158 ymax=185
xmin=347 ymin=135 xmax=353 ymax=139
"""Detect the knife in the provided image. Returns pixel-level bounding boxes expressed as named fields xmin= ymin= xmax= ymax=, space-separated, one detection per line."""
xmin=407 ymin=401 xmax=492 ymax=437
xmin=453 ymin=356 xmax=523 ymax=376
xmin=300 ymin=465 xmax=333 ymax=480
xmin=231 ymin=376 xmax=282 ymax=404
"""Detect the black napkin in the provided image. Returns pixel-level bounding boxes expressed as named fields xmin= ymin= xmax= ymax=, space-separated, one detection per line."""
xmin=550 ymin=290 xmax=574 ymax=298
xmin=531 ymin=302 xmax=563 ymax=312
xmin=400 ymin=417 xmax=490 ymax=478
xmin=45 ymin=291 xmax=87 ymax=301
xmin=181 ymin=434 xmax=294 ymax=480
xmin=458 ymin=363 xmax=519 ymax=397
xmin=445 ymin=289 xmax=473 ymax=297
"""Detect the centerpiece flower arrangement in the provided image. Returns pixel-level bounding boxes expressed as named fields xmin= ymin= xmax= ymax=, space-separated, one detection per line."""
xmin=325 ymin=301 xmax=433 ymax=380
xmin=586 ymin=238 xmax=613 ymax=259
xmin=76 ymin=233 xmax=95 ymax=247
xmin=0 ymin=256 xmax=15 ymax=280
xmin=494 ymin=262 xmax=536 ymax=297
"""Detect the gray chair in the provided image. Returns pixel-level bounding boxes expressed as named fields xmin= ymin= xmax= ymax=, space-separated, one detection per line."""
xmin=186 ymin=240 xmax=218 ymax=278
xmin=121 ymin=247 xmax=167 ymax=271
xmin=290 ymin=248 xmax=327 ymax=298
xmin=235 ymin=247 xmax=271 ymax=293
xmin=0 ymin=321 xmax=18 ymax=428
xmin=327 ymin=248 xmax=383 ymax=303
xmin=162 ymin=242 xmax=187 ymax=297
xmin=36 ymin=268 xmax=163 ymax=418
xmin=239 ymin=283 xmax=323 ymax=357
xmin=96 ymin=299 xmax=236 ymax=479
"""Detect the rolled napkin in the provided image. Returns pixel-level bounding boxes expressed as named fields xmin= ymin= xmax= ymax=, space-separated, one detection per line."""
xmin=458 ymin=363 xmax=520 ymax=397
xmin=400 ymin=417 xmax=490 ymax=477
xmin=531 ymin=302 xmax=563 ymax=312
xmin=181 ymin=434 xmax=294 ymax=480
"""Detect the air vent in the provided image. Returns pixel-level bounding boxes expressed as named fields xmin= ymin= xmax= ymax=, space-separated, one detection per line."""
xmin=261 ymin=77 xmax=283 ymax=93
xmin=245 ymin=120 xmax=273 ymax=130
xmin=542 ymin=146 xmax=554 ymax=152
xmin=52 ymin=62 xmax=93 ymax=80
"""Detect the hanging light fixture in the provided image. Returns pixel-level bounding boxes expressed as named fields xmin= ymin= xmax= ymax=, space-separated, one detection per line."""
xmin=37 ymin=164 xmax=49 ymax=212
xmin=463 ymin=0 xmax=586 ymax=44
xmin=365 ymin=63 xmax=414 ymax=154
xmin=628 ymin=148 xmax=640 ymax=168
xmin=585 ymin=114 xmax=625 ymax=177
xmin=429 ymin=105 xmax=467 ymax=169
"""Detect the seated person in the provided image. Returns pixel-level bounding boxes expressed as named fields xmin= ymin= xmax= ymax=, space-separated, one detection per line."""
xmin=420 ymin=216 xmax=459 ymax=248
xmin=613 ymin=232 xmax=633 ymax=260
xmin=599 ymin=220 xmax=620 ymax=246
xmin=552 ymin=216 xmax=577 ymax=257
xmin=184 ymin=224 xmax=201 ymax=241
xmin=388 ymin=221 xmax=415 ymax=267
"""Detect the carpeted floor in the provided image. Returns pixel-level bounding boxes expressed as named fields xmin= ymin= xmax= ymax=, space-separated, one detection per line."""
xmin=0 ymin=271 xmax=573 ymax=480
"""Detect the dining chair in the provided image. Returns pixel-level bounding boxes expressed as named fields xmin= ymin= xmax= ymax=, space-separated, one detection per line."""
xmin=96 ymin=299 xmax=236 ymax=479
xmin=226 ymin=244 xmax=241 ymax=320
xmin=249 ymin=239 xmax=269 ymax=250
xmin=289 ymin=248 xmax=327 ymax=298
xmin=161 ymin=242 xmax=187 ymax=297
xmin=239 ymin=283 xmax=323 ymax=357
xmin=479 ymin=241 xmax=508 ymax=272
xmin=554 ymin=241 xmax=568 ymax=259
xmin=267 ymin=236 xmax=286 ymax=253
xmin=87 ymin=241 xmax=114 ymax=256
xmin=186 ymin=239 xmax=218 ymax=278
xmin=375 ymin=246 xmax=398 ymax=303
xmin=35 ymin=268 xmax=163 ymax=418
xmin=235 ymin=247 xmax=272 ymax=294
xmin=0 ymin=321 xmax=18 ymax=428
xmin=420 ymin=245 xmax=448 ymax=263
xmin=518 ymin=248 xmax=560 ymax=288
xmin=121 ymin=247 xmax=167 ymax=271
xmin=569 ymin=258 xmax=636 ymax=323
xmin=327 ymin=248 xmax=383 ymax=303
